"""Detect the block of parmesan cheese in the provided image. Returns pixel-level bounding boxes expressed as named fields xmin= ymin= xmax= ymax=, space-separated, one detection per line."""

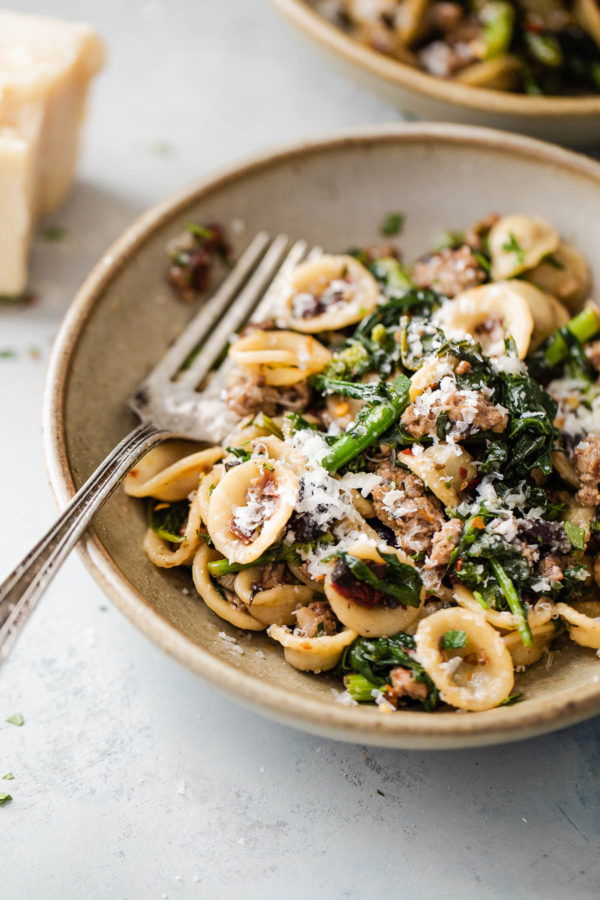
xmin=0 ymin=11 xmax=104 ymax=296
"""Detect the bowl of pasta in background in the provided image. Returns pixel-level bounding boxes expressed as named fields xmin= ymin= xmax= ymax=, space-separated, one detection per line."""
xmin=44 ymin=122 xmax=600 ymax=748
xmin=269 ymin=0 xmax=600 ymax=148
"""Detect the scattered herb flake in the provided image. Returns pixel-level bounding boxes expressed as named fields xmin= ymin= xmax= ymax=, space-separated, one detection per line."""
xmin=5 ymin=714 xmax=24 ymax=727
xmin=497 ymin=693 xmax=524 ymax=707
xmin=441 ymin=630 xmax=468 ymax=649
xmin=0 ymin=793 xmax=12 ymax=805
xmin=502 ymin=232 xmax=525 ymax=266
xmin=41 ymin=224 xmax=68 ymax=242
xmin=564 ymin=521 xmax=586 ymax=551
xmin=380 ymin=212 xmax=404 ymax=237
xmin=376 ymin=789 xmax=385 ymax=796
xmin=0 ymin=349 xmax=16 ymax=359
xmin=2 ymin=773 xmax=14 ymax=781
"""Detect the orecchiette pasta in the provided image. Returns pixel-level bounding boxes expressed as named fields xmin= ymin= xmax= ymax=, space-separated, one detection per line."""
xmin=207 ymin=458 xmax=299 ymax=564
xmin=267 ymin=623 xmax=357 ymax=672
xmin=325 ymin=540 xmax=424 ymax=637
xmin=415 ymin=609 xmax=515 ymax=712
xmin=229 ymin=329 xmax=331 ymax=385
xmin=555 ymin=601 xmax=600 ymax=649
xmin=282 ymin=254 xmax=379 ymax=333
xmin=524 ymin=243 xmax=592 ymax=312
xmin=435 ymin=281 xmax=534 ymax=358
xmin=488 ymin=215 xmax=560 ymax=280
xmin=192 ymin=544 xmax=266 ymax=631
xmin=129 ymin=210 xmax=600 ymax=716
xmin=124 ymin=444 xmax=224 ymax=501
xmin=503 ymin=623 xmax=556 ymax=668
xmin=233 ymin=567 xmax=315 ymax=626
xmin=400 ymin=443 xmax=477 ymax=508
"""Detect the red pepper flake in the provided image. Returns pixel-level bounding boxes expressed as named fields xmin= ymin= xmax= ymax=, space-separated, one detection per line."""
xmin=459 ymin=467 xmax=467 ymax=479
xmin=471 ymin=517 xmax=485 ymax=530
xmin=456 ymin=558 xmax=463 ymax=572
xmin=129 ymin=469 xmax=138 ymax=477
xmin=525 ymin=18 xmax=543 ymax=34
xmin=401 ymin=448 xmax=413 ymax=455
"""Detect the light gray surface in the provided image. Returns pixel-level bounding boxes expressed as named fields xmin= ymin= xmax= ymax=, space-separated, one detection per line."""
xmin=1 ymin=1 xmax=599 ymax=898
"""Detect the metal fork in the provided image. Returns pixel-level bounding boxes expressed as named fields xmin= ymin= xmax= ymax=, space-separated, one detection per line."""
xmin=0 ymin=232 xmax=318 ymax=665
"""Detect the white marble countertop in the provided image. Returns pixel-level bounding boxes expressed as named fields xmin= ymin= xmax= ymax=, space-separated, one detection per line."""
xmin=2 ymin=1 xmax=600 ymax=897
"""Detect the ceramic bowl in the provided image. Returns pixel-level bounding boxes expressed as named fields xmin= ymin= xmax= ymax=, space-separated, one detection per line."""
xmin=44 ymin=123 xmax=600 ymax=748
xmin=270 ymin=0 xmax=600 ymax=148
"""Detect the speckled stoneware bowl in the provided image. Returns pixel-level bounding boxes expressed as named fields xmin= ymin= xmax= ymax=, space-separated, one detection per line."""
xmin=270 ymin=0 xmax=600 ymax=148
xmin=45 ymin=123 xmax=600 ymax=748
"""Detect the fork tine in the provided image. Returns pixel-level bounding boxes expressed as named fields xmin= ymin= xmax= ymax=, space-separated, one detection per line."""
xmin=146 ymin=230 xmax=271 ymax=384
xmin=175 ymin=232 xmax=290 ymax=390
xmin=248 ymin=238 xmax=309 ymax=323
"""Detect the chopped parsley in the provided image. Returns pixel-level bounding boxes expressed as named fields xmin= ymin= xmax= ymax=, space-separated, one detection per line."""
xmin=0 ymin=793 xmax=12 ymax=805
xmin=2 ymin=773 xmax=14 ymax=780
xmin=5 ymin=714 xmax=24 ymax=727
xmin=497 ymin=693 xmax=524 ymax=707
xmin=441 ymin=630 xmax=468 ymax=650
xmin=41 ymin=224 xmax=68 ymax=242
xmin=564 ymin=521 xmax=586 ymax=551
xmin=380 ymin=211 xmax=405 ymax=237
xmin=502 ymin=232 xmax=525 ymax=266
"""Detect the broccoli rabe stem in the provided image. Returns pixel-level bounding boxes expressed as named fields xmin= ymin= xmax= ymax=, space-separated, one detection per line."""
xmin=344 ymin=673 xmax=379 ymax=703
xmin=207 ymin=545 xmax=297 ymax=577
xmin=483 ymin=1 xmax=515 ymax=60
xmin=490 ymin=560 xmax=533 ymax=647
xmin=542 ymin=305 xmax=600 ymax=369
xmin=321 ymin=375 xmax=410 ymax=473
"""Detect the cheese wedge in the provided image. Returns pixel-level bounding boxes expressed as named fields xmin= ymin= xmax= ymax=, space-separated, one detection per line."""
xmin=0 ymin=11 xmax=104 ymax=296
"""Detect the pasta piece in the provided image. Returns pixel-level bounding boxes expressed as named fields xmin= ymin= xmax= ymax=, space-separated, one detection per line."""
xmin=454 ymin=584 xmax=555 ymax=632
xmin=207 ymin=459 xmax=299 ymax=564
xmin=267 ymin=623 xmax=356 ymax=672
xmin=524 ymin=243 xmax=591 ymax=312
xmin=324 ymin=540 xmax=424 ymax=637
xmin=488 ymin=215 xmax=560 ymax=280
xmin=503 ymin=623 xmax=556 ymax=667
xmin=575 ymin=0 xmax=600 ymax=49
xmin=244 ymin=435 xmax=306 ymax=474
xmin=456 ymin=56 xmax=521 ymax=91
xmin=124 ymin=444 xmax=224 ymax=501
xmin=436 ymin=281 xmax=534 ymax=358
xmin=415 ymin=608 xmax=514 ymax=710
xmin=556 ymin=601 xmax=600 ymax=649
xmin=287 ymin=561 xmax=327 ymax=593
xmin=196 ymin=463 xmax=225 ymax=525
xmin=233 ymin=567 xmax=314 ymax=626
xmin=408 ymin=355 xmax=455 ymax=402
xmin=401 ymin=443 xmax=477 ymax=508
xmin=562 ymin=499 xmax=594 ymax=545
xmin=192 ymin=544 xmax=265 ymax=631
xmin=225 ymin=417 xmax=285 ymax=447
xmin=143 ymin=489 xmax=204 ymax=569
xmin=282 ymin=255 xmax=379 ymax=333
xmin=229 ymin=330 xmax=331 ymax=386
xmin=552 ymin=451 xmax=580 ymax=489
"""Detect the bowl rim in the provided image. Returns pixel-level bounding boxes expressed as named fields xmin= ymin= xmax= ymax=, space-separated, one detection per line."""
xmin=270 ymin=0 xmax=600 ymax=118
xmin=43 ymin=122 xmax=600 ymax=748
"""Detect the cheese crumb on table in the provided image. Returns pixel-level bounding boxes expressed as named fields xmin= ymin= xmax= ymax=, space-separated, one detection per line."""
xmin=0 ymin=11 xmax=104 ymax=296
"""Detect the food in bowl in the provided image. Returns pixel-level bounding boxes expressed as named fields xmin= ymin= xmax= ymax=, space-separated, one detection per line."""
xmin=125 ymin=211 xmax=600 ymax=714
xmin=316 ymin=0 xmax=600 ymax=94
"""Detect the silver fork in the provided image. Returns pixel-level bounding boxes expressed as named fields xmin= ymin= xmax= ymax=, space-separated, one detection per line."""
xmin=0 ymin=231 xmax=319 ymax=665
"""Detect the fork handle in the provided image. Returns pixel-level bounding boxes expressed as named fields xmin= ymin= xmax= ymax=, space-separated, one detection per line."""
xmin=0 ymin=422 xmax=166 ymax=665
